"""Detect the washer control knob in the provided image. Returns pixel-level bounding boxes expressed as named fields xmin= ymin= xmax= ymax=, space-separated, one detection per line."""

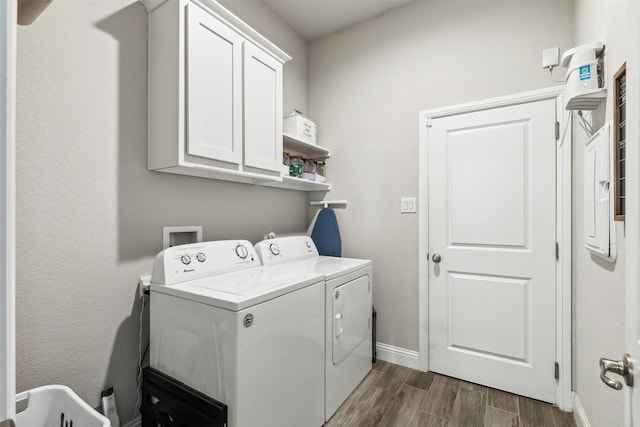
xmin=269 ymin=243 xmax=281 ymax=256
xmin=196 ymin=252 xmax=206 ymax=262
xmin=306 ymin=240 xmax=312 ymax=248
xmin=235 ymin=245 xmax=249 ymax=259
xmin=180 ymin=254 xmax=192 ymax=265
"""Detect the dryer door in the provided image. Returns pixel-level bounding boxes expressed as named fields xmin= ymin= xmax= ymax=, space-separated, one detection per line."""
xmin=332 ymin=275 xmax=370 ymax=365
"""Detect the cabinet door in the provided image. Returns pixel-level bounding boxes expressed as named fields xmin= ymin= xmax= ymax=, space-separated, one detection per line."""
xmin=243 ymin=42 xmax=283 ymax=172
xmin=186 ymin=4 xmax=243 ymax=164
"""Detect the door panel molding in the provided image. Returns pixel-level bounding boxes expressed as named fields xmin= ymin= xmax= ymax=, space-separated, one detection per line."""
xmin=448 ymin=121 xmax=529 ymax=248
xmin=418 ymin=86 xmax=572 ymax=410
xmin=448 ymin=272 xmax=530 ymax=361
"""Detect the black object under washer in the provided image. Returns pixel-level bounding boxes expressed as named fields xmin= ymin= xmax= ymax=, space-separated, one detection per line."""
xmin=142 ymin=367 xmax=227 ymax=427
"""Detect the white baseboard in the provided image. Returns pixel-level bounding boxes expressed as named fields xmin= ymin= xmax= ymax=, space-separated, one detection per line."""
xmin=572 ymin=392 xmax=591 ymax=427
xmin=123 ymin=416 xmax=141 ymax=427
xmin=375 ymin=342 xmax=420 ymax=370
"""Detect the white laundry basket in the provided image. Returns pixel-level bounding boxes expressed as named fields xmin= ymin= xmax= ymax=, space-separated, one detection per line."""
xmin=15 ymin=385 xmax=111 ymax=427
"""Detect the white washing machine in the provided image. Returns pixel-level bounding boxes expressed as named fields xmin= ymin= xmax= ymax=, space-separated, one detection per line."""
xmin=254 ymin=236 xmax=373 ymax=421
xmin=149 ymin=240 xmax=325 ymax=427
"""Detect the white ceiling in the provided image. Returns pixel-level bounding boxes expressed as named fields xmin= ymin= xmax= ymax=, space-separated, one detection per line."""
xmin=261 ymin=0 xmax=415 ymax=41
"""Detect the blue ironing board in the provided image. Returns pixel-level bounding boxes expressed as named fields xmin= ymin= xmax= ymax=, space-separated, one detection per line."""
xmin=311 ymin=208 xmax=342 ymax=257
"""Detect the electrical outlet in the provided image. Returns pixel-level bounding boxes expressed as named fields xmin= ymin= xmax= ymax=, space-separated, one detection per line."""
xmin=542 ymin=47 xmax=560 ymax=68
xmin=400 ymin=197 xmax=417 ymax=214
xmin=139 ymin=275 xmax=151 ymax=298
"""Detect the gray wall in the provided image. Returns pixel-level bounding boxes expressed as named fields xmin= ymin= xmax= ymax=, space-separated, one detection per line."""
xmin=307 ymin=0 xmax=574 ymax=352
xmin=572 ymin=2 xmax=629 ymax=425
xmin=16 ymin=1 xmax=309 ymax=422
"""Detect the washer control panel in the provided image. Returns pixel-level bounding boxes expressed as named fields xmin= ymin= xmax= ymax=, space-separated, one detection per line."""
xmin=151 ymin=240 xmax=260 ymax=285
xmin=254 ymin=236 xmax=319 ymax=266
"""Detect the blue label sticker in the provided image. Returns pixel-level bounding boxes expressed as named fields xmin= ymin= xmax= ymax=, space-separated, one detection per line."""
xmin=579 ymin=65 xmax=591 ymax=81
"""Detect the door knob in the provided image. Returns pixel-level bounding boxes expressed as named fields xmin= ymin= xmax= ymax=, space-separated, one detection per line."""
xmin=431 ymin=253 xmax=441 ymax=263
xmin=599 ymin=353 xmax=633 ymax=390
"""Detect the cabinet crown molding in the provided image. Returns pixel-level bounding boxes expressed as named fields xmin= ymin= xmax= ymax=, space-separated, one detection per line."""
xmin=140 ymin=0 xmax=291 ymax=63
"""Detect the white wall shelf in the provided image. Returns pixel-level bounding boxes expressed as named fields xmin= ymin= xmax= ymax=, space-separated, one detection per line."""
xmin=262 ymin=176 xmax=331 ymax=191
xmin=283 ymin=133 xmax=331 ymax=160
xmin=270 ymin=133 xmax=332 ymax=191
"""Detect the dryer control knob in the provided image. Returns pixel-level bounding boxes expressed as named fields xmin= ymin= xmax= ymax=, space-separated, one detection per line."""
xmin=180 ymin=254 xmax=192 ymax=265
xmin=196 ymin=252 xmax=206 ymax=262
xmin=235 ymin=245 xmax=249 ymax=259
xmin=269 ymin=243 xmax=281 ymax=256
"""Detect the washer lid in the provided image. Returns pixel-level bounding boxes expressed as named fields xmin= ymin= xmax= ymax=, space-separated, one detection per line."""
xmin=264 ymin=256 xmax=371 ymax=280
xmin=150 ymin=267 xmax=323 ymax=311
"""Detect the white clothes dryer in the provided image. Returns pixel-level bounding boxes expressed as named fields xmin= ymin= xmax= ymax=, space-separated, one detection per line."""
xmin=149 ymin=240 xmax=325 ymax=427
xmin=254 ymin=236 xmax=373 ymax=421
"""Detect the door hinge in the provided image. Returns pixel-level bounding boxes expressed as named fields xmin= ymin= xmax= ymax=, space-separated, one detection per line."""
xmin=555 ymin=362 xmax=560 ymax=380
xmin=555 ymin=121 xmax=560 ymax=140
xmin=555 ymin=242 xmax=559 ymax=261
xmin=426 ymin=118 xmax=433 ymax=128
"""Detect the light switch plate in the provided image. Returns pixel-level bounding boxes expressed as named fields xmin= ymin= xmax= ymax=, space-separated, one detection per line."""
xmin=401 ymin=197 xmax=417 ymax=214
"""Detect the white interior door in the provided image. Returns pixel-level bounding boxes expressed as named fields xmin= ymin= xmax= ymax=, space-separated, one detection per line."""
xmin=428 ymin=98 xmax=557 ymax=403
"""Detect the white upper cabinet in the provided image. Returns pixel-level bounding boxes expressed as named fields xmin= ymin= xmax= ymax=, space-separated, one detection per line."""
xmin=146 ymin=0 xmax=291 ymax=184
xmin=243 ymin=43 xmax=283 ymax=173
xmin=186 ymin=3 xmax=243 ymax=165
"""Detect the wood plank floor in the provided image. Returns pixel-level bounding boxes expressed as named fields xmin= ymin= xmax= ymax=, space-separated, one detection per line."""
xmin=325 ymin=361 xmax=576 ymax=427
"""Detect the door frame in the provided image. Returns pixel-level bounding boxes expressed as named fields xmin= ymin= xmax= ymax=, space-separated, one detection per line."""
xmin=417 ymin=86 xmax=572 ymax=411
xmin=0 ymin=0 xmax=17 ymax=420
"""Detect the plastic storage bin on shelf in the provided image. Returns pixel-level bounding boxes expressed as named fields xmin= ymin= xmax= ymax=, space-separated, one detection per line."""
xmin=16 ymin=385 xmax=111 ymax=427
xmin=283 ymin=111 xmax=317 ymax=145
